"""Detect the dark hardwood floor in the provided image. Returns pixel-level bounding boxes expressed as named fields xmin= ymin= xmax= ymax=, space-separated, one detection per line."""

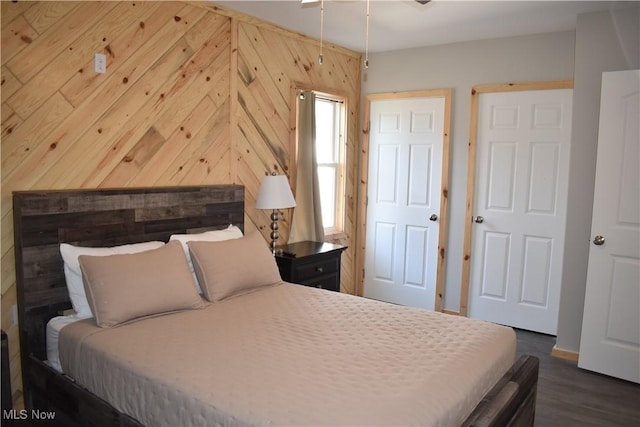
xmin=515 ymin=329 xmax=640 ymax=427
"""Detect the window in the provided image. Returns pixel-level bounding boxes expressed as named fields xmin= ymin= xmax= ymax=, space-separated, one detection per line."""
xmin=314 ymin=94 xmax=346 ymax=235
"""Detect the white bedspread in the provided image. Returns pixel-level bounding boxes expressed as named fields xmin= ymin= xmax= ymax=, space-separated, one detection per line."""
xmin=59 ymin=282 xmax=515 ymax=426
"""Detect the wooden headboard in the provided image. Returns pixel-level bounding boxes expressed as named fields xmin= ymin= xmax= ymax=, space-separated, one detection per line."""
xmin=13 ymin=185 xmax=244 ymax=368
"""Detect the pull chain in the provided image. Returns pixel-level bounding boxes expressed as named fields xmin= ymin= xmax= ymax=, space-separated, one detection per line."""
xmin=319 ymin=0 xmax=325 ymax=64
xmin=364 ymin=0 xmax=370 ymax=68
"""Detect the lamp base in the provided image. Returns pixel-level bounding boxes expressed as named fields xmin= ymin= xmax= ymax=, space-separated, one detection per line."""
xmin=269 ymin=209 xmax=279 ymax=254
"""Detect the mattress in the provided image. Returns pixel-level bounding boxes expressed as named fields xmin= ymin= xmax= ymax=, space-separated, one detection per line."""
xmin=59 ymin=282 xmax=516 ymax=427
xmin=46 ymin=314 xmax=89 ymax=372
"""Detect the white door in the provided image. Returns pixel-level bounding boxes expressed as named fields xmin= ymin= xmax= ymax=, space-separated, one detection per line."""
xmin=364 ymin=97 xmax=445 ymax=310
xmin=578 ymin=70 xmax=640 ymax=383
xmin=468 ymin=89 xmax=573 ymax=334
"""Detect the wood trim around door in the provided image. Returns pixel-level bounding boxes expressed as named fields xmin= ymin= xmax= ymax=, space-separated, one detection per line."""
xmin=356 ymin=89 xmax=452 ymax=313
xmin=459 ymin=80 xmax=573 ymax=316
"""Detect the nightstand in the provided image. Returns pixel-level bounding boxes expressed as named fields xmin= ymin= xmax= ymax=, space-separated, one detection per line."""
xmin=275 ymin=241 xmax=347 ymax=292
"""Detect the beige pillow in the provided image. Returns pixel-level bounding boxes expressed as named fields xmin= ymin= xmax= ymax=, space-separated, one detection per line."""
xmin=60 ymin=241 xmax=165 ymax=318
xmin=79 ymin=241 xmax=205 ymax=328
xmin=169 ymin=225 xmax=244 ymax=293
xmin=188 ymin=231 xmax=282 ymax=302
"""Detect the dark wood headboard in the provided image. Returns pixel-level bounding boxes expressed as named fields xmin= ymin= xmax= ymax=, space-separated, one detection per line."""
xmin=13 ymin=185 xmax=244 ymax=369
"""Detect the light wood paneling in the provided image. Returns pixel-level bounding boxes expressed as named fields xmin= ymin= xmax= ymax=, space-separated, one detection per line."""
xmin=233 ymin=19 xmax=360 ymax=295
xmin=0 ymin=0 xmax=361 ymax=405
xmin=1 ymin=1 xmax=34 ymax=28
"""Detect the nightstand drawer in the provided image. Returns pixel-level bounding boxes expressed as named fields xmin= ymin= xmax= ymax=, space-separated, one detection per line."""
xmin=293 ymin=257 xmax=339 ymax=282
xmin=303 ymin=274 xmax=340 ymax=292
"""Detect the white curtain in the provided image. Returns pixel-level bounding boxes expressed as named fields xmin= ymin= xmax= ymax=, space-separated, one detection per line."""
xmin=289 ymin=91 xmax=324 ymax=243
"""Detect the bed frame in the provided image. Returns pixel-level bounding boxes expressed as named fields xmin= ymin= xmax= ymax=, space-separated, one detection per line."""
xmin=13 ymin=185 xmax=538 ymax=427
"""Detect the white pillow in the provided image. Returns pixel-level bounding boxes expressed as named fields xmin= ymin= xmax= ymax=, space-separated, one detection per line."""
xmin=169 ymin=225 xmax=243 ymax=292
xmin=60 ymin=241 xmax=165 ymax=318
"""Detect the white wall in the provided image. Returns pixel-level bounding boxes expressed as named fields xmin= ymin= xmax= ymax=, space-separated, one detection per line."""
xmin=362 ymin=31 xmax=576 ymax=311
xmin=556 ymin=7 xmax=640 ymax=353
xmin=361 ymin=6 xmax=640 ymax=352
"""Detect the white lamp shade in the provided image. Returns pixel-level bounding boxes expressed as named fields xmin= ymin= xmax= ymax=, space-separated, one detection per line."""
xmin=255 ymin=175 xmax=296 ymax=210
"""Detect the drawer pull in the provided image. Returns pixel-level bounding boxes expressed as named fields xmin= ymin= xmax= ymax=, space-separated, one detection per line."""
xmin=316 ymin=266 xmax=324 ymax=273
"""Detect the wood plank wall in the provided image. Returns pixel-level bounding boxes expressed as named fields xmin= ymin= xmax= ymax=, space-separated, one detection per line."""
xmin=0 ymin=1 xmax=361 ymax=404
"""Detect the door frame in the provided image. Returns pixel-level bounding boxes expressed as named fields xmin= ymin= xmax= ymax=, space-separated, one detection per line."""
xmin=459 ymin=80 xmax=573 ymax=316
xmin=356 ymin=89 xmax=452 ymax=312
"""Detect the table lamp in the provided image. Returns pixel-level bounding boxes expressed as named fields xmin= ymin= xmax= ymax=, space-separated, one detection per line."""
xmin=255 ymin=174 xmax=296 ymax=253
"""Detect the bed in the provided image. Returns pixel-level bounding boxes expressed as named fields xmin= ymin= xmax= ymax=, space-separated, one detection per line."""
xmin=13 ymin=185 xmax=538 ymax=427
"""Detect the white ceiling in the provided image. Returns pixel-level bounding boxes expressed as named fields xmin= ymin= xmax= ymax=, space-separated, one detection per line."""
xmin=213 ymin=0 xmax=624 ymax=53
